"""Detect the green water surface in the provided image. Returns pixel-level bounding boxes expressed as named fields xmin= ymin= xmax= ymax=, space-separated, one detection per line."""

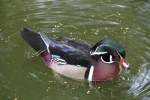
xmin=0 ymin=0 xmax=150 ymax=100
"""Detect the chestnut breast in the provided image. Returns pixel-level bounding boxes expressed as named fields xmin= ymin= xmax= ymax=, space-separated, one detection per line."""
xmin=92 ymin=61 xmax=120 ymax=81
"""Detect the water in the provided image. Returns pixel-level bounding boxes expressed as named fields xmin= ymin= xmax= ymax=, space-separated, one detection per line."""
xmin=0 ymin=0 xmax=150 ymax=100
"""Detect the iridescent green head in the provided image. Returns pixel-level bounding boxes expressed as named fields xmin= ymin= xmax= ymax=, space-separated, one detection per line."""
xmin=90 ymin=39 xmax=129 ymax=68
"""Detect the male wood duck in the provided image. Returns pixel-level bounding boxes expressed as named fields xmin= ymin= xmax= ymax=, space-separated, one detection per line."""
xmin=20 ymin=28 xmax=129 ymax=82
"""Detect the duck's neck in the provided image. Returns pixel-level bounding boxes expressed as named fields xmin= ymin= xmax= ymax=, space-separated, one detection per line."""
xmin=92 ymin=62 xmax=120 ymax=81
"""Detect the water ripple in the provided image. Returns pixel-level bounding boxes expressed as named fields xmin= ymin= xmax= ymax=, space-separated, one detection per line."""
xmin=129 ymin=63 xmax=150 ymax=98
xmin=111 ymin=4 xmax=128 ymax=8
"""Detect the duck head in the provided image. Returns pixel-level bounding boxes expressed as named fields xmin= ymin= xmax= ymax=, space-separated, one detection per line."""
xmin=89 ymin=39 xmax=129 ymax=81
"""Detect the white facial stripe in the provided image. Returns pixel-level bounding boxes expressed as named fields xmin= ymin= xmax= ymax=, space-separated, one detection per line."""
xmin=88 ymin=66 xmax=94 ymax=81
xmin=90 ymin=46 xmax=108 ymax=55
xmin=90 ymin=51 xmax=108 ymax=55
xmin=91 ymin=50 xmax=116 ymax=64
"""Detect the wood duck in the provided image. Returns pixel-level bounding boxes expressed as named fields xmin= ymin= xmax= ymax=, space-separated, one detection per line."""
xmin=20 ymin=28 xmax=129 ymax=82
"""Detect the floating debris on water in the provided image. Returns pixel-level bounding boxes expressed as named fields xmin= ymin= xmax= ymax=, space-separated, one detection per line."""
xmin=121 ymin=76 xmax=126 ymax=80
xmin=46 ymin=86 xmax=51 ymax=92
xmin=111 ymin=4 xmax=127 ymax=8
xmin=64 ymin=81 xmax=68 ymax=84
xmin=58 ymin=23 xmax=63 ymax=26
xmin=47 ymin=0 xmax=54 ymax=1
xmin=125 ymin=27 xmax=129 ymax=30
xmin=23 ymin=19 xmax=27 ymax=22
xmin=72 ymin=87 xmax=75 ymax=90
xmin=14 ymin=97 xmax=18 ymax=100
xmin=28 ymin=72 xmax=39 ymax=79
xmin=97 ymin=86 xmax=101 ymax=89
xmin=0 ymin=38 xmax=4 ymax=41
xmin=69 ymin=32 xmax=73 ymax=35
xmin=104 ymin=27 xmax=108 ymax=30
xmin=117 ymin=12 xmax=121 ymax=16
xmin=48 ymin=80 xmax=55 ymax=83
xmin=94 ymin=29 xmax=99 ymax=35
xmin=86 ymin=90 xmax=91 ymax=95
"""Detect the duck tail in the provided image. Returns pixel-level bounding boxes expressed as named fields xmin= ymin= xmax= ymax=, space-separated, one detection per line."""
xmin=20 ymin=27 xmax=52 ymax=65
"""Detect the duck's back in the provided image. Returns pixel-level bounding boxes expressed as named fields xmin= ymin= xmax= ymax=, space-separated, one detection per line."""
xmin=55 ymin=36 xmax=91 ymax=54
xmin=51 ymin=36 xmax=92 ymax=67
xmin=21 ymin=28 xmax=92 ymax=67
